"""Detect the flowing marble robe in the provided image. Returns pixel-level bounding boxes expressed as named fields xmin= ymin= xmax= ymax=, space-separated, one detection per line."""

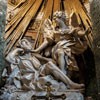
xmin=44 ymin=27 xmax=87 ymax=71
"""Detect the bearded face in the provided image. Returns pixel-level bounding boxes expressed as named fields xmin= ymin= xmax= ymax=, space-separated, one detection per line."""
xmin=19 ymin=39 xmax=32 ymax=50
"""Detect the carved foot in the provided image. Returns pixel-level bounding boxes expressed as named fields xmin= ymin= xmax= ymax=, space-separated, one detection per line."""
xmin=69 ymin=83 xmax=85 ymax=89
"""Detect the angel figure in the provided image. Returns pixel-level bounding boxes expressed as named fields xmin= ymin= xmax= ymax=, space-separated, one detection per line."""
xmin=30 ymin=11 xmax=88 ymax=75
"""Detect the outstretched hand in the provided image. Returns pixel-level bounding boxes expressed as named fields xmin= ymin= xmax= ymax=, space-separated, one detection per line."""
xmin=24 ymin=49 xmax=31 ymax=53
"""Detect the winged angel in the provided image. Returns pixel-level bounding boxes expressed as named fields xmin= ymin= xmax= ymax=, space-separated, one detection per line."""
xmin=31 ymin=11 xmax=88 ymax=75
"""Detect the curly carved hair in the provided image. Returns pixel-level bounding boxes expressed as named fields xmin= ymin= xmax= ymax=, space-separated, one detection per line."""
xmin=53 ymin=11 xmax=66 ymax=21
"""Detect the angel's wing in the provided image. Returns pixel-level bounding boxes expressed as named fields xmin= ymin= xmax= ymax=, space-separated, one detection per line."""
xmin=42 ymin=19 xmax=54 ymax=39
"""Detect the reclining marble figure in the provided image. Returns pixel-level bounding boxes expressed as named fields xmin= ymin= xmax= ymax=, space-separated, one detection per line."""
xmin=5 ymin=39 xmax=84 ymax=91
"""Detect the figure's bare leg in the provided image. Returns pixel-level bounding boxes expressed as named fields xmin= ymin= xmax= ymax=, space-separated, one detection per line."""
xmin=44 ymin=61 xmax=84 ymax=89
xmin=56 ymin=49 xmax=66 ymax=74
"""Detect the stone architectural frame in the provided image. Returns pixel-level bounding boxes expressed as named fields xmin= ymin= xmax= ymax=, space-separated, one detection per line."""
xmin=0 ymin=0 xmax=7 ymax=86
xmin=90 ymin=0 xmax=100 ymax=99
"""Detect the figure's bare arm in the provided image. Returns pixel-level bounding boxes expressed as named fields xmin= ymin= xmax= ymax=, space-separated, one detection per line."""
xmin=32 ymin=53 xmax=56 ymax=64
xmin=77 ymin=28 xmax=91 ymax=37
xmin=6 ymin=48 xmax=24 ymax=64
xmin=31 ymin=39 xmax=49 ymax=53
xmin=77 ymin=30 xmax=86 ymax=37
xmin=68 ymin=28 xmax=76 ymax=34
